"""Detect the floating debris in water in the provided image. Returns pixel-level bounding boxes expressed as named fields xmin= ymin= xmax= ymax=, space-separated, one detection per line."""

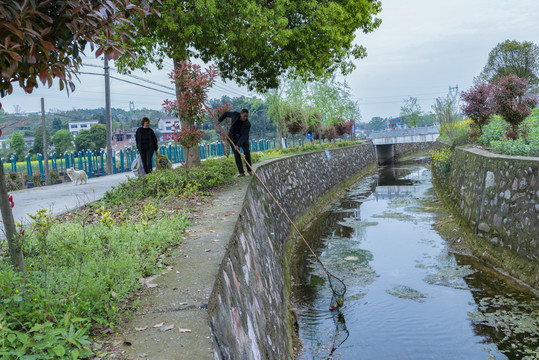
xmin=372 ymin=211 xmax=415 ymax=222
xmin=338 ymin=218 xmax=378 ymax=229
xmin=468 ymin=294 xmax=539 ymax=359
xmin=386 ymin=285 xmax=429 ymax=302
xmin=423 ymin=265 xmax=477 ymax=290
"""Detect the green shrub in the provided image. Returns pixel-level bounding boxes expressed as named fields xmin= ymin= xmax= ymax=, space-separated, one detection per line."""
xmin=450 ymin=121 xmax=472 ymax=148
xmin=482 ymin=110 xmax=539 ymax=156
xmin=103 ymin=154 xmax=260 ymax=205
xmin=478 ymin=116 xmax=506 ymax=146
xmin=491 ymin=138 xmax=539 ymax=156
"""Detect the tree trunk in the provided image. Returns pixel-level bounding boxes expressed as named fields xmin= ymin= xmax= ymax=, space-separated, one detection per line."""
xmin=0 ymin=162 xmax=26 ymax=273
xmin=277 ymin=122 xmax=283 ymax=149
xmin=173 ymin=57 xmax=201 ymax=168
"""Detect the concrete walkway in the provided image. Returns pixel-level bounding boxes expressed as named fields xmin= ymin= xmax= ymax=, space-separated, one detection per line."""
xmin=8 ymin=171 xmax=134 ymax=232
xmin=112 ymin=176 xmax=252 ymax=360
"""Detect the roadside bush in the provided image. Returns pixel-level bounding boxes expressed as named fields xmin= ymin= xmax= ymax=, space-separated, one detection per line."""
xmin=0 ymin=207 xmax=189 ymax=358
xmin=481 ymin=109 xmax=539 ymax=156
xmin=6 ymin=172 xmax=22 ymax=191
xmin=491 ymin=138 xmax=539 ymax=156
xmin=478 ymin=116 xmax=506 ymax=146
xmin=103 ymin=154 xmax=260 ymax=205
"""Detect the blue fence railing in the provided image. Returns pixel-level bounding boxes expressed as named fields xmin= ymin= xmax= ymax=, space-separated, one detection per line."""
xmin=2 ymin=139 xmax=277 ymax=182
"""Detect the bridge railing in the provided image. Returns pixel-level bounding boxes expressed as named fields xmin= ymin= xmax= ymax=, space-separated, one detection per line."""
xmin=369 ymin=126 xmax=439 ymax=139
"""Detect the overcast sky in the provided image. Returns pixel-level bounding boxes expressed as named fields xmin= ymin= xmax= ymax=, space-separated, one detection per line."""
xmin=1 ymin=0 xmax=538 ymax=122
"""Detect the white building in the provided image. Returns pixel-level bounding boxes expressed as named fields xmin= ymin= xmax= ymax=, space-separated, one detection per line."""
xmin=68 ymin=120 xmax=99 ymax=136
xmin=157 ymin=118 xmax=181 ymax=141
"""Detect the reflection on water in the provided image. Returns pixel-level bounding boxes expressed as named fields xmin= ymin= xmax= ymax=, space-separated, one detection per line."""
xmin=290 ymin=159 xmax=538 ymax=360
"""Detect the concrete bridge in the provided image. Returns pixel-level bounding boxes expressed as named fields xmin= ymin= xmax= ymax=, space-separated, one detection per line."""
xmin=370 ymin=126 xmax=439 ymax=164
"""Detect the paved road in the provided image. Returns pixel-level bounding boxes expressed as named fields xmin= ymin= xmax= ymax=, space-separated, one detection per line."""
xmin=8 ymin=171 xmax=135 ymax=230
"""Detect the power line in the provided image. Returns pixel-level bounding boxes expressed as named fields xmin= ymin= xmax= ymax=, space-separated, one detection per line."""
xmin=78 ymin=71 xmax=175 ymax=96
xmin=81 ymin=63 xmax=175 ymax=91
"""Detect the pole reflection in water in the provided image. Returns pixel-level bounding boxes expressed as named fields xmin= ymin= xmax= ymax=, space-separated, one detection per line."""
xmin=327 ymin=310 xmax=349 ymax=358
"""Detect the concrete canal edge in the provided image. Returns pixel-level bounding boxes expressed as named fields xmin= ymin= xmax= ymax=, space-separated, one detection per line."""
xmin=432 ymin=141 xmax=539 ymax=289
xmin=207 ymin=142 xmax=436 ymax=359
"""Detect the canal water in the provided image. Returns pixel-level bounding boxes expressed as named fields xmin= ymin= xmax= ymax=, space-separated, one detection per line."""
xmin=290 ymin=157 xmax=539 ymax=360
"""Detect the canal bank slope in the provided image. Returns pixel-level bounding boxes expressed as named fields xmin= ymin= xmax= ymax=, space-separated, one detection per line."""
xmin=208 ymin=141 xmax=437 ymax=359
xmin=432 ymin=142 xmax=539 ymax=289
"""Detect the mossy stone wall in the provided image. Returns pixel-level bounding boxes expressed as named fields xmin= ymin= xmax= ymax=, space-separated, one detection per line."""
xmin=433 ymin=143 xmax=539 ymax=261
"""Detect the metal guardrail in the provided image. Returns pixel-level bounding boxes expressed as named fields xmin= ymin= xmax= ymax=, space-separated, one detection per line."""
xmin=369 ymin=126 xmax=439 ymax=139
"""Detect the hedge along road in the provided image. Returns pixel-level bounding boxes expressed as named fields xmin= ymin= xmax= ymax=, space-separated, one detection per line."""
xmin=3 ymin=164 xmax=183 ymax=240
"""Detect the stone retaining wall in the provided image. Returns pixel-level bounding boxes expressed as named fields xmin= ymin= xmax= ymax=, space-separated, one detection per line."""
xmin=433 ymin=142 xmax=539 ymax=261
xmin=207 ymin=142 xmax=434 ymax=359
xmin=394 ymin=141 xmax=438 ymax=157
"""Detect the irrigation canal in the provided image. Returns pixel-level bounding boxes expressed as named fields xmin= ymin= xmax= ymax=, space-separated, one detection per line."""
xmin=291 ymin=157 xmax=538 ymax=360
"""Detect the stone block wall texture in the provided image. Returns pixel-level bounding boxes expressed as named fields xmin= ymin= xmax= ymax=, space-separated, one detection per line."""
xmin=207 ymin=142 xmax=432 ymax=360
xmin=433 ymin=143 xmax=539 ymax=260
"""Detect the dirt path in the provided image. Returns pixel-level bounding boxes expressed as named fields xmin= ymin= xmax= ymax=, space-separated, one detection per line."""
xmin=107 ymin=175 xmax=252 ymax=360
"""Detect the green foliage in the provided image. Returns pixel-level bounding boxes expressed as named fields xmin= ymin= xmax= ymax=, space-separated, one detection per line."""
xmin=400 ymin=97 xmax=422 ymax=127
xmin=32 ymin=125 xmax=51 ymax=155
xmin=103 ymin=154 xmax=260 ymax=205
xmin=8 ymin=131 xmax=25 ymax=160
xmin=74 ymin=130 xmax=93 ymax=152
xmin=478 ymin=116 xmax=506 ymax=146
xmin=478 ymin=40 xmax=539 ymax=87
xmin=490 ymin=138 xmax=539 ymax=156
xmin=117 ymin=1 xmax=382 ymax=92
xmin=0 ymin=1 xmax=157 ymax=96
xmin=52 ymin=129 xmax=74 ymax=156
xmin=438 ymin=120 xmax=472 ymax=148
xmin=368 ymin=117 xmax=386 ymax=131
xmin=51 ymin=118 xmax=64 ymax=133
xmin=432 ymin=97 xmax=460 ymax=141
xmin=0 ymin=204 xmax=189 ymax=358
xmin=89 ymin=124 xmax=107 ymax=151
xmin=480 ymin=110 xmax=539 ymax=156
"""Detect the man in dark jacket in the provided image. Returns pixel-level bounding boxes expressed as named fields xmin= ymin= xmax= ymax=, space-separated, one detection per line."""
xmin=135 ymin=117 xmax=158 ymax=174
xmin=218 ymin=109 xmax=253 ymax=177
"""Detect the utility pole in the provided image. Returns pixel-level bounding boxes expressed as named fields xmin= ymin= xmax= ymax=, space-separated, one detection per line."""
xmin=104 ymin=58 xmax=113 ymax=175
xmin=41 ymin=98 xmax=49 ymax=185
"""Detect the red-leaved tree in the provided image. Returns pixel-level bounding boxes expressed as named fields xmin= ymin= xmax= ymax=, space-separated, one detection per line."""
xmin=490 ymin=74 xmax=539 ymax=139
xmin=163 ymin=61 xmax=218 ymax=167
xmin=323 ymin=126 xmax=337 ymax=142
xmin=284 ymin=108 xmax=306 ymax=146
xmin=334 ymin=118 xmax=354 ymax=137
xmin=460 ymin=82 xmax=494 ymax=138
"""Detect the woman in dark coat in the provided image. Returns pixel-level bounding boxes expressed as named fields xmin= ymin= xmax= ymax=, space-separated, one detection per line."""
xmin=135 ymin=117 xmax=158 ymax=174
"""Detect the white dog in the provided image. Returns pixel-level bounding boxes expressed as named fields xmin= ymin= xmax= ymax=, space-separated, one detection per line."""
xmin=67 ymin=168 xmax=88 ymax=185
